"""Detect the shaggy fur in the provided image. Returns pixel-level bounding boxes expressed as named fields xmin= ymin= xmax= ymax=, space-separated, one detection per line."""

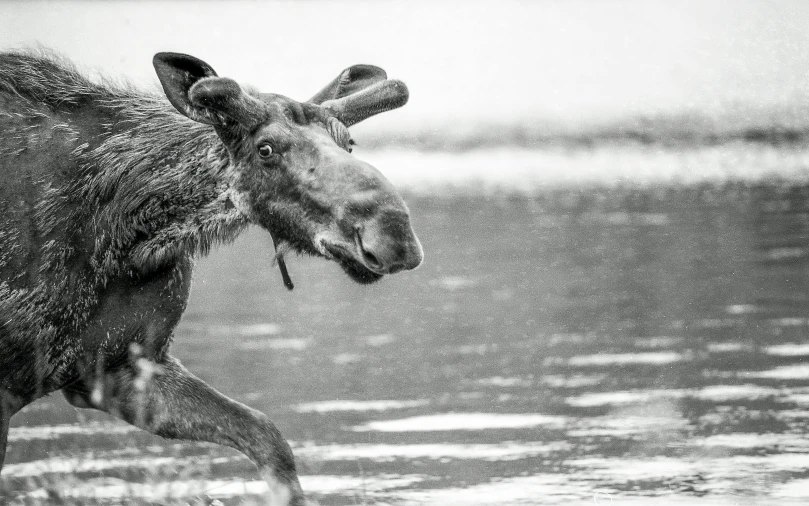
xmin=0 ymin=50 xmax=420 ymax=506
xmin=0 ymin=52 xmax=244 ymax=399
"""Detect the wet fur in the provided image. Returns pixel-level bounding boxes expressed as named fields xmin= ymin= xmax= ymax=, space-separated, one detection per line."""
xmin=0 ymin=51 xmax=248 ymax=446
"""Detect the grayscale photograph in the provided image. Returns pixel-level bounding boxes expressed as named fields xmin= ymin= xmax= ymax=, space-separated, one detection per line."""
xmin=1 ymin=1 xmax=809 ymax=505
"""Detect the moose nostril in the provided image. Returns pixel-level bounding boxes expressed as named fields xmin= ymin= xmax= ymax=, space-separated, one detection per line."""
xmin=361 ymin=247 xmax=384 ymax=271
xmin=355 ymin=229 xmax=386 ymax=271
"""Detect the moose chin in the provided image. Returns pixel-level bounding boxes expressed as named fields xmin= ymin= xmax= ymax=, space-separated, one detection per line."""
xmin=0 ymin=50 xmax=423 ymax=506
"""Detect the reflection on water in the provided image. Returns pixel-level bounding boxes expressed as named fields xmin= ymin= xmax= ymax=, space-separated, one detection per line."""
xmin=4 ymin=180 xmax=809 ymax=505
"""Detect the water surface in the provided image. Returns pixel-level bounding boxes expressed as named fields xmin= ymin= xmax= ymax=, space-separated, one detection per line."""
xmin=3 ymin=153 xmax=809 ymax=505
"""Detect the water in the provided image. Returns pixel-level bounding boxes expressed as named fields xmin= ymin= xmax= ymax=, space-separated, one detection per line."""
xmin=3 ymin=151 xmax=809 ymax=505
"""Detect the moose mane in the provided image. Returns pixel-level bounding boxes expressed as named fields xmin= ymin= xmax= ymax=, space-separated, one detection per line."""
xmin=0 ymin=50 xmax=136 ymax=110
xmin=1 ymin=50 xmax=248 ymax=271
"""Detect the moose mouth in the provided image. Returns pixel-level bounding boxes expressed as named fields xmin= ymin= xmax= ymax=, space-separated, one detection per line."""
xmin=267 ymin=225 xmax=383 ymax=287
xmin=321 ymin=230 xmax=384 ymax=285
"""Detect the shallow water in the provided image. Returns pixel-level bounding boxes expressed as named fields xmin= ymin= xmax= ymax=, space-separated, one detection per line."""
xmin=4 ymin=160 xmax=809 ymax=504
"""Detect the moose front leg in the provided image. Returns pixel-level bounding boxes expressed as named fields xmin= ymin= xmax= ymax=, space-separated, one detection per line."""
xmin=63 ymin=356 xmax=306 ymax=506
xmin=0 ymin=398 xmax=9 ymax=470
xmin=0 ymin=389 xmax=23 ymax=471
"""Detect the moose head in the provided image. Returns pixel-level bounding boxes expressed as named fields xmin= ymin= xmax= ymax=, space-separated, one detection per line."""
xmin=153 ymin=53 xmax=423 ymax=285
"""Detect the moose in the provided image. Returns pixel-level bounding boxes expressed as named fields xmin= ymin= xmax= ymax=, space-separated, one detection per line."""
xmin=0 ymin=50 xmax=423 ymax=505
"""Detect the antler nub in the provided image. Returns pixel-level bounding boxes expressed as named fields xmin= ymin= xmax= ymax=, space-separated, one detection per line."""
xmin=322 ymin=79 xmax=409 ymax=127
xmin=309 ymin=64 xmax=388 ymax=104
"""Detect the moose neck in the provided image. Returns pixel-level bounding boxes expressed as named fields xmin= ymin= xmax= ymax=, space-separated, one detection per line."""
xmin=83 ymin=102 xmax=249 ymax=277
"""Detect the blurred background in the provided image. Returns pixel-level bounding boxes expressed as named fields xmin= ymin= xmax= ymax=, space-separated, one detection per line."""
xmin=3 ymin=1 xmax=809 ymax=505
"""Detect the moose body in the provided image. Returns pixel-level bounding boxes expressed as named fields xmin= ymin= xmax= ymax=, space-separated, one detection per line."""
xmin=0 ymin=51 xmax=422 ymax=505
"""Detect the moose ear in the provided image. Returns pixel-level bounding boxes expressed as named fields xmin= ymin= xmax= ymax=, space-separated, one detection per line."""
xmin=153 ymin=52 xmax=223 ymax=124
xmin=154 ymin=52 xmax=266 ymax=127
xmin=187 ymin=77 xmax=267 ymax=127
xmin=308 ymin=64 xmax=388 ymax=104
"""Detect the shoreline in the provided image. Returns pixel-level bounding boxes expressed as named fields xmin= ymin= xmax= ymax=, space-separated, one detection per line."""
xmin=363 ymin=144 xmax=809 ymax=195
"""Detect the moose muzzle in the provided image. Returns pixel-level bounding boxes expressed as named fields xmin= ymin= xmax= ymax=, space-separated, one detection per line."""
xmin=355 ymin=207 xmax=424 ymax=275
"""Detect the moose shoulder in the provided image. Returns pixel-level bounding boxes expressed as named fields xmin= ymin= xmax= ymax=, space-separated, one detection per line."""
xmin=0 ymin=51 xmax=422 ymax=505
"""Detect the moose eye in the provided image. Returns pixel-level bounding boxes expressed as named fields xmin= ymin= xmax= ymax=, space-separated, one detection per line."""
xmin=257 ymin=143 xmax=273 ymax=158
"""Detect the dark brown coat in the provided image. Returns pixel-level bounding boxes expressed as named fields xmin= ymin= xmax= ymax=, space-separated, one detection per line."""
xmin=0 ymin=51 xmax=422 ymax=506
